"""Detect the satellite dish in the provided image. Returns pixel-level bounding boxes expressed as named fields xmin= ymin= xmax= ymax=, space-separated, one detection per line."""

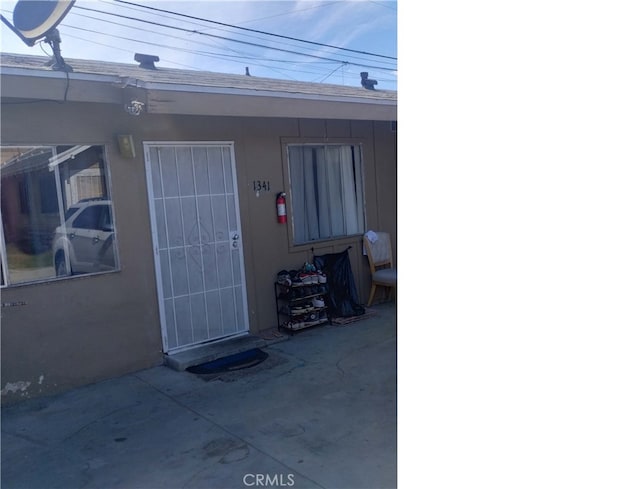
xmin=13 ymin=0 xmax=75 ymax=45
xmin=1 ymin=0 xmax=75 ymax=71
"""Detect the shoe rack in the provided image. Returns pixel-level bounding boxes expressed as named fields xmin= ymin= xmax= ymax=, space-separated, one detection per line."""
xmin=274 ymin=280 xmax=331 ymax=333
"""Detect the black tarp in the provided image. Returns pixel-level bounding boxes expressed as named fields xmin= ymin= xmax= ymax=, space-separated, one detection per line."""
xmin=314 ymin=247 xmax=365 ymax=318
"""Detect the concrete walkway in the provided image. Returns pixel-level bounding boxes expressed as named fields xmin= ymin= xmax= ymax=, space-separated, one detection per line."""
xmin=1 ymin=303 xmax=397 ymax=489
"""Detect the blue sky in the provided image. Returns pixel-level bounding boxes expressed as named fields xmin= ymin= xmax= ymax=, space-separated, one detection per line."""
xmin=0 ymin=0 xmax=397 ymax=90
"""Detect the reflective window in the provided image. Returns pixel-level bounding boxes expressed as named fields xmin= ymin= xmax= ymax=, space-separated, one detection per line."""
xmin=73 ymin=205 xmax=102 ymax=229
xmin=0 ymin=145 xmax=119 ymax=286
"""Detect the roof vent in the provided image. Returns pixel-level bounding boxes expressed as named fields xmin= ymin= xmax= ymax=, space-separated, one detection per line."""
xmin=360 ymin=72 xmax=378 ymax=90
xmin=134 ymin=53 xmax=159 ymax=70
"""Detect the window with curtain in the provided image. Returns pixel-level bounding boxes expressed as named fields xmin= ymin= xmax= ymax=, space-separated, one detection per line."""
xmin=287 ymin=144 xmax=365 ymax=245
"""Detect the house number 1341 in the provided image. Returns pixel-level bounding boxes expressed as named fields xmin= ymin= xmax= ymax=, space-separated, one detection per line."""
xmin=253 ymin=180 xmax=271 ymax=192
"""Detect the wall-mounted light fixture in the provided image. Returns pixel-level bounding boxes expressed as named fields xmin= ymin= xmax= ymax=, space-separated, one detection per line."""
xmin=125 ymin=99 xmax=145 ymax=116
xmin=116 ymin=134 xmax=135 ymax=158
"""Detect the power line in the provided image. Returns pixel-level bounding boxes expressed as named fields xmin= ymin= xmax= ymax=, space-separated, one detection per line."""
xmin=236 ymin=1 xmax=343 ymax=26
xmin=315 ymin=63 xmax=345 ymax=83
xmin=73 ymin=5 xmax=397 ymax=72
xmin=64 ymin=19 xmax=396 ymax=83
xmin=367 ymin=1 xmax=398 ymax=12
xmin=112 ymin=0 xmax=397 ymax=61
xmin=70 ymin=12 xmax=274 ymax=63
xmin=63 ymin=24 xmax=300 ymax=80
xmin=69 ymin=11 xmax=383 ymax=69
xmin=95 ymin=1 xmax=395 ymax=68
xmin=63 ymin=32 xmax=296 ymax=83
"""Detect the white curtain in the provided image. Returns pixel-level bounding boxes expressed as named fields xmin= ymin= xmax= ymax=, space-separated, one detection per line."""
xmin=289 ymin=145 xmax=364 ymax=244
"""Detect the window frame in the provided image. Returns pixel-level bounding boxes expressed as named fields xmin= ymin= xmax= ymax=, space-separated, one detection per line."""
xmin=283 ymin=138 xmax=368 ymax=249
xmin=0 ymin=143 xmax=120 ymax=288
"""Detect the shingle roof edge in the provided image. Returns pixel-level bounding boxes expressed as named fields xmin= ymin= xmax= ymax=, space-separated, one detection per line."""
xmin=0 ymin=53 xmax=397 ymax=103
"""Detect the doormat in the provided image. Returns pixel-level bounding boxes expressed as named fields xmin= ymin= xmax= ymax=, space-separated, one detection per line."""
xmin=331 ymin=309 xmax=377 ymax=326
xmin=186 ymin=348 xmax=268 ymax=376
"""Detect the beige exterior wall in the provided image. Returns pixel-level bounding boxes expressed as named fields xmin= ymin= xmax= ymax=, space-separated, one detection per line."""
xmin=0 ymin=101 xmax=396 ymax=404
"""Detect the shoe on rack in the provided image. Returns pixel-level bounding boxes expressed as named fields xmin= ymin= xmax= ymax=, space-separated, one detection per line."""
xmin=290 ymin=271 xmax=303 ymax=287
xmin=311 ymin=297 xmax=325 ymax=308
xmin=291 ymin=305 xmax=306 ymax=315
xmin=300 ymin=272 xmax=315 ymax=285
xmin=277 ymin=270 xmax=291 ymax=286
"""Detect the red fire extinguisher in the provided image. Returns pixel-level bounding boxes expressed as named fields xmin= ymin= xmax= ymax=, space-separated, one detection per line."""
xmin=276 ymin=192 xmax=287 ymax=223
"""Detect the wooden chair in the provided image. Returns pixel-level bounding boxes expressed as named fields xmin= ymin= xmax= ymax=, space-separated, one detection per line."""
xmin=363 ymin=231 xmax=397 ymax=306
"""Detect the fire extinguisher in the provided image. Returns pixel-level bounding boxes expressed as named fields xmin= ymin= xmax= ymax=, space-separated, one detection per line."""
xmin=276 ymin=192 xmax=287 ymax=223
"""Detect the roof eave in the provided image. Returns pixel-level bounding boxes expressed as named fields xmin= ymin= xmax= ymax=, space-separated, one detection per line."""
xmin=0 ymin=66 xmax=397 ymax=120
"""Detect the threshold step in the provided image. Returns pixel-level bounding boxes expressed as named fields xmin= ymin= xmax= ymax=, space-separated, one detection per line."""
xmin=164 ymin=335 xmax=268 ymax=371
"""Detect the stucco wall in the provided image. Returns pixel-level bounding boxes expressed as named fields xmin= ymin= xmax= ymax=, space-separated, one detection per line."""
xmin=0 ymin=101 xmax=396 ymax=403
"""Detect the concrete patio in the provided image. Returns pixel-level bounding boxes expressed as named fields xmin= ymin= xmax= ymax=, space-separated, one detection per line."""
xmin=1 ymin=302 xmax=397 ymax=489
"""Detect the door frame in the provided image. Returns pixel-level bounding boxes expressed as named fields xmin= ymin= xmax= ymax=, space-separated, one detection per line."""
xmin=143 ymin=141 xmax=249 ymax=354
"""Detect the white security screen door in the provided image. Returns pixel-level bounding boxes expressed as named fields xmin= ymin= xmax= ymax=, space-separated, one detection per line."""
xmin=144 ymin=143 xmax=249 ymax=353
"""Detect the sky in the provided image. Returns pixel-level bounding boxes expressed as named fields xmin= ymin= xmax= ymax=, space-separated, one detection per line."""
xmin=0 ymin=0 xmax=397 ymax=90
